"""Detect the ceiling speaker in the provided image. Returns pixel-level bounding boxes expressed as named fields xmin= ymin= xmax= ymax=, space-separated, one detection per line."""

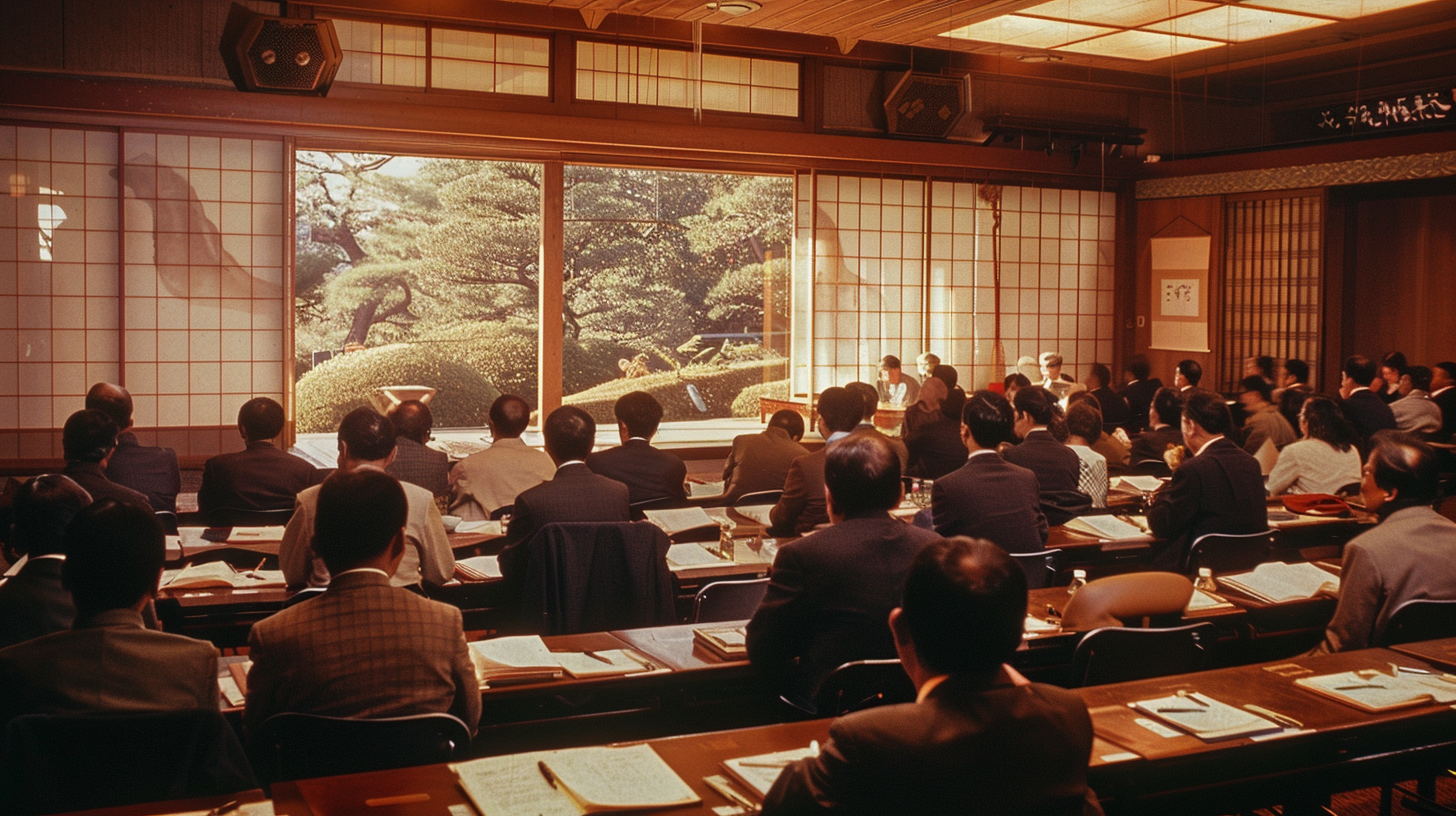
xmin=883 ymin=72 xmax=967 ymax=139
xmin=219 ymin=3 xmax=341 ymax=96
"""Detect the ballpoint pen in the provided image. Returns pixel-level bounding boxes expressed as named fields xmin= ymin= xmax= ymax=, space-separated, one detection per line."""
xmin=1155 ymin=707 xmax=1205 ymax=713
xmin=1242 ymin=704 xmax=1303 ymax=728
xmin=206 ymin=801 xmax=241 ymax=816
xmin=583 ymin=650 xmax=614 ymax=664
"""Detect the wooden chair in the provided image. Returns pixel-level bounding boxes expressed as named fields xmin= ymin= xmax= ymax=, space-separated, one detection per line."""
xmin=1067 ymin=622 xmax=1217 ymax=688
xmin=692 ymin=577 xmax=769 ymax=623
xmin=202 ymin=507 xmax=295 ymax=528
xmin=252 ymin=712 xmax=470 ymax=783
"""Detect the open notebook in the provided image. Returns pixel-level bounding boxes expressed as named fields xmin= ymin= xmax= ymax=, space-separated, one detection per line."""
xmin=1129 ymin=692 xmax=1283 ymax=740
xmin=1219 ymin=562 xmax=1339 ymax=604
xmin=453 ymin=744 xmax=699 ymax=815
xmin=1295 ymin=670 xmax=1456 ymax=712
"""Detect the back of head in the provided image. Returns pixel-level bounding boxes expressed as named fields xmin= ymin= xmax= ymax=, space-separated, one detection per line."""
xmin=338 ymin=407 xmax=396 ymax=462
xmin=1239 ymin=375 xmax=1273 ymax=404
xmin=389 ymin=400 xmax=434 ymax=445
xmin=1344 ymin=354 xmax=1377 ymax=386
xmin=489 ymin=395 xmax=532 ymax=439
xmin=1367 ymin=430 xmax=1440 ymax=510
xmin=11 ymin=475 xmax=92 ymax=557
xmin=1382 ymin=351 xmax=1408 ymax=374
xmin=1177 ymin=359 xmax=1203 ymax=386
xmin=1002 ymin=373 xmax=1031 ymax=392
xmin=238 ymin=397 xmax=285 ymax=441
xmin=1068 ymin=390 xmax=1099 ymax=411
xmin=85 ymin=382 xmax=133 ymax=431
xmin=1012 ymin=386 xmax=1057 ymax=425
xmin=1184 ymin=390 xmax=1233 ymax=436
xmin=962 ymin=390 xmax=1015 ymax=449
xmin=1126 ymin=355 xmax=1151 ymax=382
xmin=930 ymin=364 xmax=959 ymax=391
xmin=1065 ymin=402 xmax=1102 ymax=442
xmin=1252 ymin=355 xmax=1275 ymax=380
xmin=1284 ymin=358 xmax=1309 ymax=384
xmin=901 ymin=537 xmax=1026 ymax=674
xmin=1089 ymin=363 xmax=1112 ymax=390
xmin=767 ymin=408 xmax=805 ymax=440
xmin=816 ymin=387 xmax=864 ymax=435
xmin=544 ymin=405 xmax=596 ymax=462
xmin=846 ymin=381 xmax=878 ymax=421
xmin=824 ymin=433 xmax=902 ymax=515
xmin=313 ymin=469 xmax=409 ymax=575
xmin=62 ymin=409 xmax=119 ymax=463
xmin=1151 ymin=387 xmax=1184 ymax=426
xmin=62 ymin=500 xmax=164 ymax=616
xmin=1407 ymin=365 xmax=1433 ymax=392
xmin=1436 ymin=362 xmax=1456 ymax=384
xmin=614 ymin=391 xmax=663 ymax=438
xmin=1301 ymin=394 xmax=1357 ymax=452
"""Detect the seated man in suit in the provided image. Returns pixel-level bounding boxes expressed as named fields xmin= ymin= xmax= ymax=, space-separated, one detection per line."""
xmin=1147 ymin=391 xmax=1267 ymax=570
xmin=769 ymin=387 xmax=865 ymax=536
xmin=279 ymin=408 xmax=453 ymax=590
xmin=450 ymin=395 xmax=555 ymax=520
xmin=497 ymin=406 xmax=632 ymax=582
xmin=1128 ymin=387 xmax=1186 ymax=465
xmin=245 ymin=469 xmax=480 ymax=738
xmin=1004 ymin=387 xmax=1088 ymax=525
xmin=876 ymin=355 xmax=919 ymax=407
xmin=747 ymin=433 xmax=940 ymax=704
xmin=1037 ymin=352 xmax=1081 ymax=400
xmin=1237 ymin=376 xmax=1296 ymax=456
xmin=763 ymin=536 xmax=1097 ymax=816
xmin=1117 ymin=355 xmax=1163 ymax=434
xmin=60 ymin=409 xmax=152 ymax=511
xmin=0 ymin=500 xmax=219 ymax=727
xmin=1085 ymin=363 xmax=1129 ymax=433
xmin=197 ymin=397 xmax=319 ymax=522
xmin=0 ymin=475 xmax=91 ymax=649
xmin=1340 ymin=354 xmax=1398 ymax=447
xmin=846 ymin=380 xmax=908 ymax=469
xmin=932 ymin=391 xmax=1048 ymax=553
xmin=721 ymin=408 xmax=809 ymax=504
xmin=585 ymin=391 xmax=687 ymax=506
xmin=1390 ymin=365 xmax=1443 ymax=436
xmin=1318 ymin=432 xmax=1456 ymax=652
xmin=85 ymin=382 xmax=180 ymax=514
xmin=1173 ymin=359 xmax=1202 ymax=392
xmin=386 ymin=400 xmax=451 ymax=499
xmin=1432 ymin=361 xmax=1456 ymax=441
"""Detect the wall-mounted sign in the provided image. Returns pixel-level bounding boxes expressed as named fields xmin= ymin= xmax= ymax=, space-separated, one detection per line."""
xmin=1316 ymin=89 xmax=1453 ymax=133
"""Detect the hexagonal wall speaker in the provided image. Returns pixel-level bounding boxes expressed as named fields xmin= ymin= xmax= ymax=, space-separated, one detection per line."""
xmin=883 ymin=72 xmax=967 ymax=139
xmin=219 ymin=3 xmax=341 ymax=96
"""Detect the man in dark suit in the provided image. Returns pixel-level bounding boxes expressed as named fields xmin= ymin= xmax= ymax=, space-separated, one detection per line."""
xmin=932 ymin=391 xmax=1048 ymax=553
xmin=0 ymin=501 xmax=219 ymax=727
xmin=1147 ymin=391 xmax=1267 ymax=570
xmin=85 ymin=382 xmax=179 ymax=513
xmin=1173 ymin=359 xmax=1202 ymax=392
xmin=1128 ymin=387 xmax=1186 ymax=464
xmin=763 ymin=537 xmax=1097 ymax=816
xmin=747 ymin=433 xmax=939 ymax=703
xmin=1004 ymin=387 xmax=1087 ymax=525
xmin=59 ymin=410 xmax=152 ymax=512
xmin=386 ymin=399 xmax=451 ymax=498
xmin=768 ymin=388 xmax=864 ymax=536
xmin=585 ymin=391 xmax=686 ymax=506
xmin=721 ymin=409 xmax=809 ymax=504
xmin=245 ymin=469 xmax=481 ymax=738
xmin=1430 ymin=361 xmax=1456 ymax=441
xmin=1117 ymin=355 xmax=1163 ymax=434
xmin=197 ymin=397 xmax=318 ymax=522
xmin=1086 ymin=363 xmax=1129 ymax=433
xmin=1339 ymin=354 xmax=1398 ymax=447
xmin=498 ymin=406 xmax=632 ymax=581
xmin=847 ymin=381 xmax=909 ymax=468
xmin=0 ymin=475 xmax=91 ymax=649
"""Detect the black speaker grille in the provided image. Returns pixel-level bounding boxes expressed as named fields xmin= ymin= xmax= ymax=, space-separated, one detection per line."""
xmin=885 ymin=74 xmax=966 ymax=139
xmin=248 ymin=20 xmax=329 ymax=90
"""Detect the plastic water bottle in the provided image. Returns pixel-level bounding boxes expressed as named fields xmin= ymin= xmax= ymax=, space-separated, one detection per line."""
xmin=1067 ymin=569 xmax=1088 ymax=596
xmin=1195 ymin=567 xmax=1217 ymax=593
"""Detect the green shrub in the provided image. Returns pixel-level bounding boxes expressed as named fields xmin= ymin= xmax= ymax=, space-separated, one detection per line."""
xmin=562 ymin=360 xmax=788 ymax=424
xmin=295 ymin=343 xmax=500 ymax=433
xmin=423 ymin=323 xmax=635 ymax=404
xmin=731 ymin=378 xmax=790 ymax=417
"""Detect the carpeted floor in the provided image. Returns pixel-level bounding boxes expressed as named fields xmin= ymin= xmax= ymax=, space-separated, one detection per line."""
xmin=1246 ymin=775 xmax=1456 ymax=816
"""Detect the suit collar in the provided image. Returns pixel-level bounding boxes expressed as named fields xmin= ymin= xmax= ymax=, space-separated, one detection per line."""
xmin=246 ymin=440 xmax=280 ymax=451
xmin=325 ymin=570 xmax=393 ymax=592
xmin=554 ymin=461 xmax=593 ymax=478
xmin=1194 ymin=436 xmax=1231 ymax=456
xmin=116 ymin=432 xmax=139 ymax=447
xmin=64 ymin=461 xmax=106 ymax=479
xmin=490 ymin=437 xmax=529 ymax=449
xmin=73 ymin=608 xmax=147 ymax=631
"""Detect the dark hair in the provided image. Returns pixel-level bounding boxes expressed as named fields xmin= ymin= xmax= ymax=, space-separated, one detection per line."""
xmin=11 ymin=474 xmax=91 ymax=557
xmin=489 ymin=395 xmax=532 ymax=439
xmin=544 ymin=405 xmax=596 ymax=462
xmin=846 ymin=381 xmax=879 ymax=421
xmin=1278 ymin=388 xmax=1311 ymax=434
xmin=313 ymin=469 xmax=409 ymax=574
xmin=1239 ymin=375 xmax=1273 ymax=404
xmin=1088 ymin=363 xmax=1112 ymax=390
xmin=338 ymin=407 xmax=396 ymax=462
xmin=816 ymin=387 xmax=864 ymax=435
xmin=1382 ymin=351 xmax=1408 ymax=375
xmin=767 ymin=408 xmax=805 ymax=439
xmin=931 ymin=364 xmax=959 ymax=391
xmin=1176 ymin=359 xmax=1203 ymax=386
xmin=1251 ymin=355 xmax=1275 ymax=380
xmin=1344 ymin=355 xmax=1377 ymax=386
xmin=1284 ymin=358 xmax=1309 ymax=384
xmin=1126 ymin=355 xmax=1151 ymax=381
xmin=881 ymin=355 xmax=901 ymax=370
xmin=1151 ymin=387 xmax=1184 ymax=427
xmin=1012 ymin=386 xmax=1056 ymax=425
xmin=825 ymin=433 xmax=902 ymax=515
xmin=1407 ymin=365 xmax=1433 ymax=392
xmin=901 ymin=537 xmax=1027 ymax=674
xmin=1065 ymin=402 xmax=1103 ymax=442
xmin=1040 ymin=353 xmax=1063 ymax=368
xmin=1068 ymin=390 xmax=1099 ymax=411
xmin=1436 ymin=362 xmax=1456 ymax=383
xmin=614 ymin=391 xmax=664 ymax=439
xmin=85 ymin=383 xmax=133 ymax=431
xmin=941 ymin=387 xmax=966 ymax=422
xmin=961 ymin=390 xmax=1015 ymax=449
xmin=1367 ymin=430 xmax=1441 ymax=510
xmin=1183 ymin=390 xmax=1233 ymax=435
xmin=238 ymin=397 xmax=285 ymax=441
xmin=1002 ymin=373 xmax=1031 ymax=391
xmin=390 ymin=400 xmax=433 ymax=444
xmin=62 ymin=409 xmax=118 ymax=463
xmin=1300 ymin=394 xmax=1358 ymax=453
xmin=62 ymin=500 xmax=164 ymax=615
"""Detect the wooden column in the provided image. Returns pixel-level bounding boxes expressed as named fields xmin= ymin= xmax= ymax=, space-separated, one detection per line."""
xmin=538 ymin=161 xmax=565 ymax=419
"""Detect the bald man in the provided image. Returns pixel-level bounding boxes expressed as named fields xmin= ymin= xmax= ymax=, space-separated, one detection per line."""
xmin=85 ymin=383 xmax=179 ymax=513
xmin=386 ymin=400 xmax=451 ymax=498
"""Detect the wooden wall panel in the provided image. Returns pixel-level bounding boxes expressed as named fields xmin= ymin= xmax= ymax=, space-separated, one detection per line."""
xmin=1132 ymin=195 xmax=1223 ymax=388
xmin=1346 ymin=191 xmax=1456 ymax=368
xmin=0 ymin=1 xmax=63 ymax=69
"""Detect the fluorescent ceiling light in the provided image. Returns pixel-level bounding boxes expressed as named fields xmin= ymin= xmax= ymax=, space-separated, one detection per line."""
xmin=1056 ymin=29 xmax=1226 ymax=60
xmin=942 ymin=15 xmax=1117 ymax=48
xmin=1145 ymin=5 xmax=1329 ymax=41
xmin=1238 ymin=0 xmax=1443 ymax=18
xmin=1018 ymin=0 xmax=1216 ymax=28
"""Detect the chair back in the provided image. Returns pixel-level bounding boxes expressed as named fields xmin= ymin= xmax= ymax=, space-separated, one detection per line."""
xmin=732 ymin=489 xmax=783 ymax=507
xmin=693 ymin=578 xmax=769 ymax=623
xmin=252 ymin=712 xmax=470 ymax=783
xmin=814 ymin=659 xmax=916 ymax=717
xmin=0 ymin=710 xmax=256 ymax=815
xmin=1127 ymin=459 xmax=1172 ymax=477
xmin=1186 ymin=530 xmax=1273 ymax=575
xmin=155 ymin=510 xmax=178 ymax=535
xmin=281 ymin=587 xmax=326 ymax=609
xmin=1061 ymin=572 xmax=1194 ymax=631
xmin=519 ymin=522 xmax=676 ymax=635
xmin=203 ymin=507 xmax=295 ymax=528
xmin=1009 ymin=549 xmax=1059 ymax=590
xmin=1380 ymin=599 xmax=1456 ymax=646
xmin=1068 ymin=622 xmax=1217 ymax=687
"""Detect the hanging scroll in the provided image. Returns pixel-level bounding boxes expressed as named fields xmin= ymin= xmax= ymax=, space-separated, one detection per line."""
xmin=1149 ymin=232 xmax=1210 ymax=353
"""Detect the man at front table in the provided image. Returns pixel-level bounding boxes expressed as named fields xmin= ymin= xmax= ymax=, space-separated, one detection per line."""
xmin=762 ymin=536 xmax=1099 ymax=815
xmin=1318 ymin=432 xmax=1456 ymax=652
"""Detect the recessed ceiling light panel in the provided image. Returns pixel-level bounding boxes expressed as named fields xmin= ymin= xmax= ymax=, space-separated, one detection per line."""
xmin=1056 ymin=29 xmax=1225 ymax=60
xmin=942 ymin=15 xmax=1117 ymax=48
xmin=1018 ymin=0 xmax=1217 ymax=28
xmin=1238 ymin=0 xmax=1442 ymax=19
xmin=1145 ymin=5 xmax=1329 ymax=41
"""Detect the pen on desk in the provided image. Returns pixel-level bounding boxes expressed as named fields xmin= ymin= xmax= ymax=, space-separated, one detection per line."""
xmin=365 ymin=793 xmax=431 ymax=807
xmin=1175 ymin=690 xmax=1208 ymax=706
xmin=738 ymin=759 xmax=794 ymax=768
xmin=1242 ymin=704 xmax=1303 ymax=729
xmin=1155 ymin=707 xmax=1206 ymax=713
xmin=206 ymin=801 xmax=240 ymax=816
xmin=246 ymin=558 xmax=265 ymax=577
xmin=583 ymin=650 xmax=614 ymax=664
xmin=538 ymin=760 xmax=558 ymax=789
xmin=1335 ymin=684 xmax=1384 ymax=690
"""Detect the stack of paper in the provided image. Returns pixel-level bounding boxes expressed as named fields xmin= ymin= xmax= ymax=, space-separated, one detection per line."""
xmin=1185 ymin=589 xmax=1236 ymax=612
xmin=643 ymin=507 xmax=719 ymax=536
xmin=161 ymin=562 xmax=286 ymax=590
xmin=454 ymin=555 xmax=501 ymax=581
xmin=553 ymin=650 xmax=655 ymax=679
xmin=455 ymin=519 xmax=503 ymax=535
xmin=470 ymin=636 xmax=563 ymax=686
xmin=1130 ymin=692 xmax=1283 ymax=740
xmin=693 ymin=625 xmax=748 ymax=659
xmin=453 ymin=744 xmax=700 ymax=816
xmin=1024 ymin=616 xmax=1061 ymax=635
xmin=734 ymin=505 xmax=775 ymax=528
xmin=666 ymin=543 xmax=724 ymax=569
xmin=1220 ymin=562 xmax=1339 ymax=604
xmin=1295 ymin=670 xmax=1456 ymax=712
xmin=722 ymin=744 xmax=820 ymax=798
xmin=1063 ymin=515 xmax=1150 ymax=541
xmin=1114 ymin=476 xmax=1165 ymax=493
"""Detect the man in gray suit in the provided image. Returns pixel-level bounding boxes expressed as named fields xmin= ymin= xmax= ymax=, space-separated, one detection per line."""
xmin=0 ymin=475 xmax=91 ymax=649
xmin=721 ymin=409 xmax=808 ymax=504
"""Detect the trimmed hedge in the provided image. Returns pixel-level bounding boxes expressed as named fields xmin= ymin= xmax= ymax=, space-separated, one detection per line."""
xmin=426 ymin=323 xmax=635 ymax=403
xmin=563 ymin=360 xmax=788 ymax=424
xmin=295 ymin=343 xmax=500 ymax=433
xmin=731 ymin=378 xmax=791 ymax=418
